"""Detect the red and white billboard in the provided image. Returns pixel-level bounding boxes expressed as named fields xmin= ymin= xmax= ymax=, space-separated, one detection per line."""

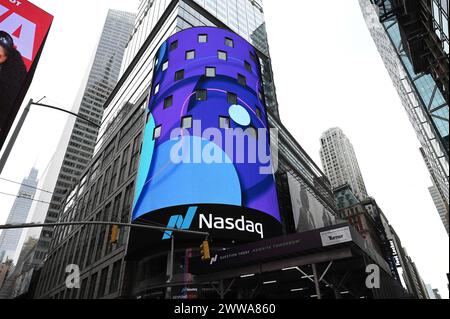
xmin=0 ymin=0 xmax=53 ymax=70
xmin=0 ymin=0 xmax=53 ymax=149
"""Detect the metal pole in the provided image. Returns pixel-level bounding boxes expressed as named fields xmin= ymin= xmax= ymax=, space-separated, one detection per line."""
xmin=0 ymin=99 xmax=33 ymax=175
xmin=166 ymin=234 xmax=175 ymax=299
xmin=219 ymin=279 xmax=225 ymax=300
xmin=0 ymin=221 xmax=209 ymax=237
xmin=32 ymin=102 xmax=100 ymax=128
xmin=0 ymin=99 xmax=100 ymax=175
xmin=312 ymin=263 xmax=322 ymax=300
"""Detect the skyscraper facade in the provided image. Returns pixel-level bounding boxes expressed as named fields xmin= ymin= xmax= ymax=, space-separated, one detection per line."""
xmin=429 ymin=185 xmax=449 ymax=234
xmin=320 ymin=128 xmax=368 ymax=201
xmin=32 ymin=0 xmax=344 ymax=299
xmin=0 ymin=168 xmax=38 ymax=263
xmin=30 ymin=10 xmax=136 ymax=267
xmin=403 ymin=253 xmax=429 ymax=299
xmin=359 ymin=0 xmax=449 ymax=212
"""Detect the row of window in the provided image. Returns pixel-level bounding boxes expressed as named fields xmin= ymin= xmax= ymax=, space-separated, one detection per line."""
xmin=183 ymin=49 xmax=252 ymax=72
xmin=152 ymin=114 xmax=259 ymax=140
xmin=170 ymin=34 xmax=235 ymax=51
xmin=160 ymin=89 xmax=262 ymax=115
xmin=40 ymin=180 xmax=134 ymax=295
xmin=162 ymin=90 xmax=261 ymax=109
xmin=154 ymin=67 xmax=250 ymax=96
xmin=52 ymin=126 xmax=143 ymax=251
xmin=46 ymin=260 xmax=122 ymax=299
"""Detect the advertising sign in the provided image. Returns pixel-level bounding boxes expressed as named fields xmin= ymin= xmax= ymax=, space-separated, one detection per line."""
xmin=129 ymin=27 xmax=281 ymax=254
xmin=189 ymin=223 xmax=352 ymax=275
xmin=320 ymin=226 xmax=352 ymax=247
xmin=0 ymin=0 xmax=53 ymax=149
xmin=287 ymin=172 xmax=336 ymax=233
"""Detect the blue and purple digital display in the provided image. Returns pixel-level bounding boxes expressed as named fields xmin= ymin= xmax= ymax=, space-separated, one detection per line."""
xmin=131 ymin=27 xmax=281 ymax=244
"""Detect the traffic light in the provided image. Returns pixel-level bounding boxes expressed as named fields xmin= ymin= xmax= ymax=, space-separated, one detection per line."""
xmin=200 ymin=240 xmax=211 ymax=262
xmin=110 ymin=225 xmax=119 ymax=244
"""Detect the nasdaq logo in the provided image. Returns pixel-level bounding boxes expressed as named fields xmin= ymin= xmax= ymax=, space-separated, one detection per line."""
xmin=162 ymin=206 xmax=198 ymax=240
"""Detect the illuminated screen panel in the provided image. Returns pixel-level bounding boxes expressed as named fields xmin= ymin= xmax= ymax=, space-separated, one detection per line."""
xmin=130 ymin=27 xmax=281 ymax=250
xmin=0 ymin=0 xmax=53 ymax=149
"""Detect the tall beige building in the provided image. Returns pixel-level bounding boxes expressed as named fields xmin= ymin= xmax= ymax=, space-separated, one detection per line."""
xmin=320 ymin=128 xmax=368 ymax=201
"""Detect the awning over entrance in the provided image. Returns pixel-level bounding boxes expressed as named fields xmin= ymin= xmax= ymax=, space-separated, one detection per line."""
xmin=188 ymin=224 xmax=408 ymax=299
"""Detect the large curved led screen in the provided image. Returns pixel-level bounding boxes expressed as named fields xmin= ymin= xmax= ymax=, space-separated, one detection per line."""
xmin=131 ymin=27 xmax=281 ymax=246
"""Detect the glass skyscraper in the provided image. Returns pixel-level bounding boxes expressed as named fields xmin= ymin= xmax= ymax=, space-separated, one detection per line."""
xmin=0 ymin=168 xmax=38 ymax=263
xmin=359 ymin=0 xmax=449 ymax=214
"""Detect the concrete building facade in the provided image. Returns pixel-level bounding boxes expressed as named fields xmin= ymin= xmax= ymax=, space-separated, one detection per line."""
xmin=320 ymin=128 xmax=368 ymax=201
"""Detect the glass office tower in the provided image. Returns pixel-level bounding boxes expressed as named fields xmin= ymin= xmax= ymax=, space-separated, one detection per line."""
xmin=359 ymin=0 xmax=449 ymax=214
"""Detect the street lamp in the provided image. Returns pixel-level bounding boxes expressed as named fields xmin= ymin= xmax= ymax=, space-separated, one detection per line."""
xmin=0 ymin=98 xmax=101 ymax=174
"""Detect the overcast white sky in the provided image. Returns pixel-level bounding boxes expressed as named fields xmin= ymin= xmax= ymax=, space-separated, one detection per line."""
xmin=0 ymin=0 xmax=448 ymax=298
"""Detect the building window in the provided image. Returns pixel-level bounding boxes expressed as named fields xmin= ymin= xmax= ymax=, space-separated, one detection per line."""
xmin=185 ymin=50 xmax=195 ymax=60
xmin=198 ymin=34 xmax=208 ymax=43
xmin=129 ymin=133 xmax=142 ymax=174
xmin=109 ymin=159 xmax=119 ymax=195
xmin=175 ymin=69 xmax=184 ymax=81
xmin=219 ymin=116 xmax=230 ymax=129
xmin=196 ymin=89 xmax=207 ymax=101
xmin=154 ymin=84 xmax=159 ymax=95
xmin=79 ymin=278 xmax=88 ymax=298
xmin=225 ymin=37 xmax=234 ymax=48
xmin=154 ymin=83 xmax=160 ymax=95
xmin=245 ymin=61 xmax=252 ymax=72
xmin=164 ymin=95 xmax=173 ymax=109
xmin=182 ymin=116 xmax=192 ymax=129
xmin=87 ymin=273 xmax=98 ymax=299
xmin=118 ymin=146 xmax=130 ymax=185
xmin=227 ymin=92 xmax=238 ymax=104
xmin=170 ymin=40 xmax=178 ymax=51
xmin=153 ymin=125 xmax=161 ymax=140
xmin=109 ymin=261 xmax=121 ymax=294
xmin=98 ymin=267 xmax=109 ymax=298
xmin=205 ymin=67 xmax=216 ymax=77
xmin=162 ymin=60 xmax=169 ymax=71
xmin=218 ymin=50 xmax=227 ymax=60
xmin=237 ymin=74 xmax=246 ymax=86
xmin=250 ymin=51 xmax=257 ymax=62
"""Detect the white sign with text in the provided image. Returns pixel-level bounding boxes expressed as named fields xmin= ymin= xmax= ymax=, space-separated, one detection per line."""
xmin=320 ymin=226 xmax=352 ymax=247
